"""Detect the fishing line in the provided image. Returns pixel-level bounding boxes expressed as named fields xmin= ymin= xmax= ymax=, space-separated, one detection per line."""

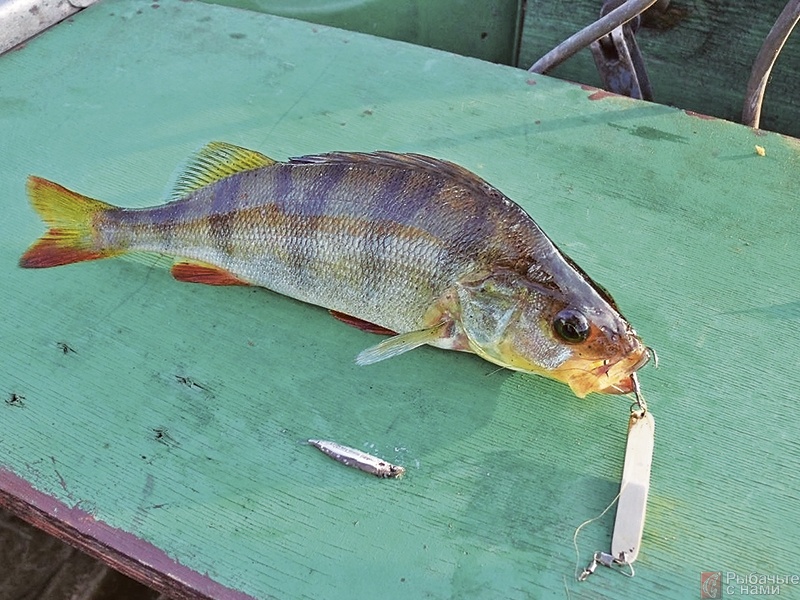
xmin=573 ymin=400 xmax=654 ymax=582
xmin=571 ymin=487 xmax=623 ymax=580
xmin=483 ymin=366 xmax=506 ymax=378
xmin=94 ymin=258 xmax=161 ymax=321
xmin=258 ymin=56 xmax=339 ymax=148
xmin=61 ymin=258 xmax=162 ymax=351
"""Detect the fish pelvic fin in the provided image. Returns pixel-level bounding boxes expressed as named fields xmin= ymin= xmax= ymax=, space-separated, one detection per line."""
xmin=329 ymin=310 xmax=397 ymax=336
xmin=171 ymin=141 xmax=277 ymax=200
xmin=19 ymin=176 xmax=120 ymax=268
xmin=355 ymin=322 xmax=449 ymax=366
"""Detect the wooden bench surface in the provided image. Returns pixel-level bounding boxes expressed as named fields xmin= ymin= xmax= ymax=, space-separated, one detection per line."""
xmin=1 ymin=1 xmax=798 ymax=598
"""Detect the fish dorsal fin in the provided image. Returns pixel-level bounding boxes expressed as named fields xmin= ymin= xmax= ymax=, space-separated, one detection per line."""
xmin=290 ymin=151 xmax=495 ymax=195
xmin=171 ymin=142 xmax=278 ymax=199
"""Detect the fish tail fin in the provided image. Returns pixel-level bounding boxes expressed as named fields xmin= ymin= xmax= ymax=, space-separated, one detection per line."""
xmin=19 ymin=176 xmax=121 ymax=268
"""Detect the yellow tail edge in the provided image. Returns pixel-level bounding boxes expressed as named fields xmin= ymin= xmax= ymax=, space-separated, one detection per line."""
xmin=19 ymin=176 xmax=121 ymax=269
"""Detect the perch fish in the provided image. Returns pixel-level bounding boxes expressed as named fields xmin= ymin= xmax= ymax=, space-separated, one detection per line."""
xmin=19 ymin=142 xmax=650 ymax=397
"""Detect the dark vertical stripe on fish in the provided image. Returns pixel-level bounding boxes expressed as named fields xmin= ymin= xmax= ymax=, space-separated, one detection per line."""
xmin=117 ymin=196 xmax=195 ymax=252
xmin=273 ymin=166 xmax=293 ymax=209
xmin=274 ymin=166 xmax=311 ymax=286
xmin=302 ymin=163 xmax=347 ymax=216
xmin=208 ymin=176 xmax=241 ymax=255
xmin=375 ymin=168 xmax=443 ymax=226
xmin=304 ymin=163 xmax=350 ymax=240
xmin=281 ymin=164 xmax=349 ymax=286
xmin=376 ymin=169 xmax=412 ymax=220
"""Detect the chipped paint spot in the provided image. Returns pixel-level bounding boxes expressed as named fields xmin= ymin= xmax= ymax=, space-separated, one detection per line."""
xmin=683 ymin=109 xmax=717 ymax=121
xmin=526 ymin=79 xmax=537 ymax=86
xmin=579 ymin=85 xmax=618 ymax=101
xmin=57 ymin=341 xmax=76 ymax=354
xmin=5 ymin=393 xmax=25 ymax=407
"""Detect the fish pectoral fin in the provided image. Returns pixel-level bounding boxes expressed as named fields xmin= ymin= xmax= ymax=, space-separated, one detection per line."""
xmin=329 ymin=310 xmax=397 ymax=336
xmin=171 ymin=261 xmax=250 ymax=286
xmin=355 ymin=323 xmax=448 ymax=366
xmin=170 ymin=142 xmax=278 ymax=199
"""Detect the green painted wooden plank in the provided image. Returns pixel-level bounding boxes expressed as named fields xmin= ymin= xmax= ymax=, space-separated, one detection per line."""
xmin=200 ymin=0 xmax=524 ymax=65
xmin=521 ymin=0 xmax=800 ymax=138
xmin=1 ymin=1 xmax=799 ymax=599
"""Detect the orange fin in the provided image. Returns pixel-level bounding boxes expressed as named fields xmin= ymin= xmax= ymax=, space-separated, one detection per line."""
xmin=329 ymin=310 xmax=396 ymax=336
xmin=171 ymin=261 xmax=250 ymax=286
xmin=20 ymin=176 xmax=118 ymax=268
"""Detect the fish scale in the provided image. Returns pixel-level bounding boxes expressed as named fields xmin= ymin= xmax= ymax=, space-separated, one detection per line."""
xmin=19 ymin=141 xmax=649 ymax=397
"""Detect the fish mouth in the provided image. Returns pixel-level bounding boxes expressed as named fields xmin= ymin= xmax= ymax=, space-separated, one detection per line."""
xmin=556 ymin=346 xmax=651 ymax=398
xmin=592 ymin=350 xmax=652 ymax=394
xmin=595 ymin=374 xmax=635 ymax=395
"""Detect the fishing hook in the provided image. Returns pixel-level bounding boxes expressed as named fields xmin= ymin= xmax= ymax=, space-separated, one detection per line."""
xmin=645 ymin=346 xmax=659 ymax=368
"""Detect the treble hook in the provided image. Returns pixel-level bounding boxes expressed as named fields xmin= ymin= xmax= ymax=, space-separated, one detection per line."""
xmin=579 ymin=551 xmax=635 ymax=581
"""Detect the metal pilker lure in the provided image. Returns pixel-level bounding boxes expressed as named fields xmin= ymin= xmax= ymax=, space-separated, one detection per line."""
xmin=308 ymin=439 xmax=405 ymax=478
xmin=19 ymin=141 xmax=650 ymax=397
xmin=578 ymin=373 xmax=656 ymax=581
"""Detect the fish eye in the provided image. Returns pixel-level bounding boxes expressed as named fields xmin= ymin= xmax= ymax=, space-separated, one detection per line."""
xmin=552 ymin=309 xmax=590 ymax=344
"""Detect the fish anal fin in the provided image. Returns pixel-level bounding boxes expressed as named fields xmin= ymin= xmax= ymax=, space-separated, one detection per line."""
xmin=171 ymin=261 xmax=250 ymax=286
xmin=329 ymin=310 xmax=396 ymax=336
xmin=355 ymin=322 xmax=448 ymax=366
xmin=171 ymin=142 xmax=278 ymax=199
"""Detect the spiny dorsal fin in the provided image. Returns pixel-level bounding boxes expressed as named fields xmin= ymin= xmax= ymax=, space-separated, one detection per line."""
xmin=171 ymin=142 xmax=278 ymax=199
xmin=290 ymin=151 xmax=496 ymax=196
